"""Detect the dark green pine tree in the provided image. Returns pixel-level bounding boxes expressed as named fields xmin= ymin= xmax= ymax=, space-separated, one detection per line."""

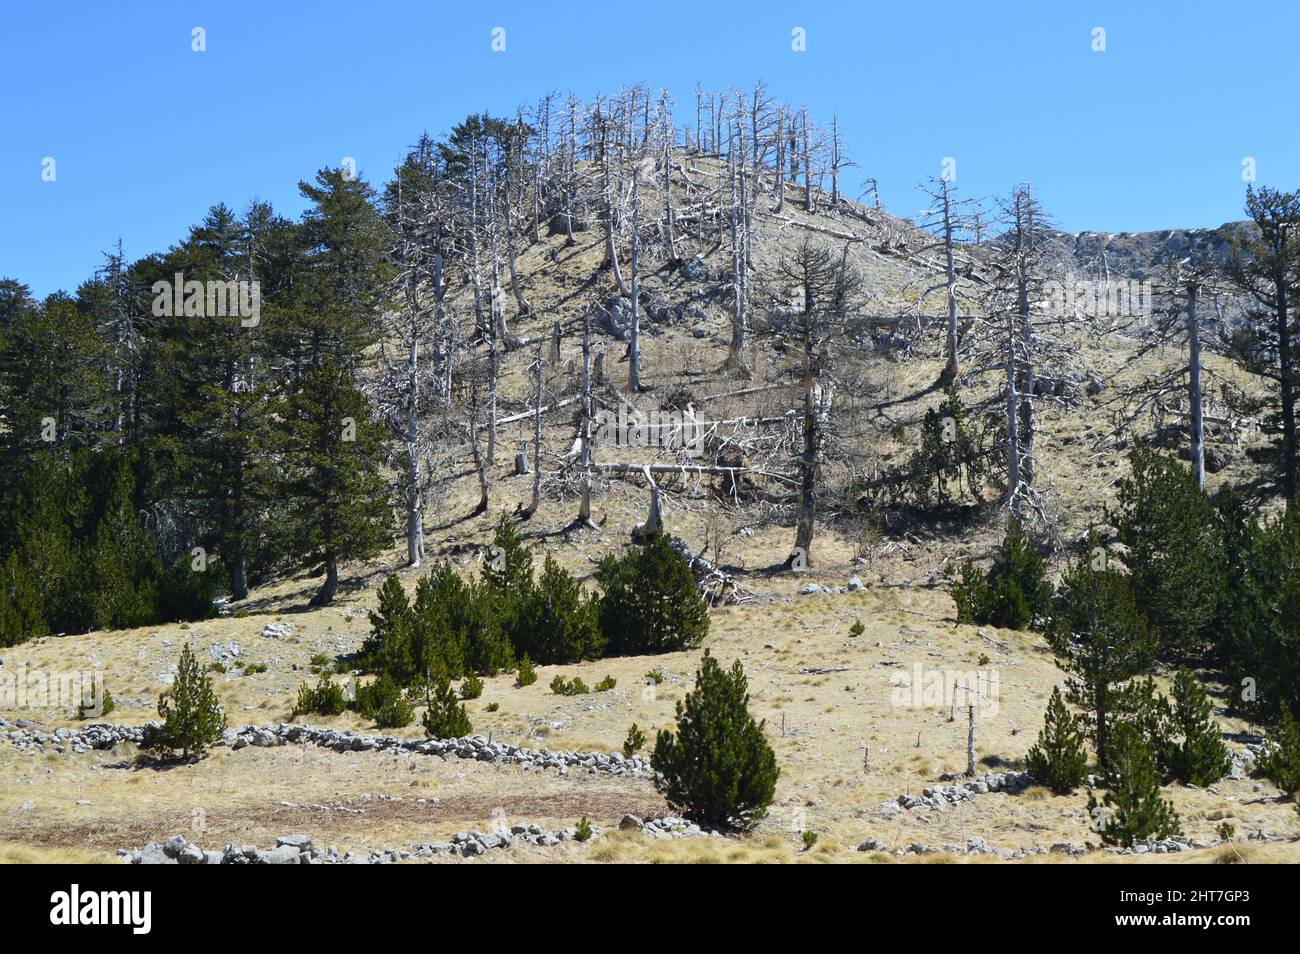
xmin=278 ymin=359 xmax=391 ymax=605
xmin=515 ymin=556 xmax=604 ymax=664
xmin=910 ymin=382 xmax=989 ymax=507
xmin=363 ymin=574 xmax=417 ymax=684
xmin=149 ymin=642 xmax=228 ymax=760
xmin=952 ymin=519 xmax=1052 ymax=630
xmin=411 ymin=563 xmax=469 ymax=679
xmin=293 ymin=167 xmax=394 ymax=365
xmin=481 ymin=514 xmax=535 ymax=593
xmin=172 ymin=203 xmax=285 ymax=601
xmin=1024 ymin=686 xmax=1089 ymax=794
xmin=1087 ymin=723 xmax=1181 ymax=848
xmin=1047 ymin=542 xmax=1155 ymax=769
xmin=0 ymin=293 xmax=108 ymax=465
xmin=1166 ymin=669 xmax=1231 ymax=786
xmin=1113 ymin=445 xmax=1224 ymax=659
xmin=652 ymin=651 xmax=779 ymax=831
xmin=597 ymin=531 xmax=710 ymax=655
xmin=0 ymin=551 xmax=45 ymax=647
xmin=422 ymin=668 xmax=472 ymax=739
xmin=1215 ymin=500 xmax=1300 ymax=723
xmin=84 ymin=456 xmax=162 ymax=630
xmin=1255 ymin=706 xmax=1300 ymax=799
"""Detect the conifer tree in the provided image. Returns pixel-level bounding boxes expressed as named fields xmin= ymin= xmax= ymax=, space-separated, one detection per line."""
xmin=150 ymin=643 xmax=227 ymax=760
xmin=1047 ymin=546 xmax=1155 ymax=768
xmin=278 ymin=359 xmax=391 ymax=605
xmin=0 ymin=293 xmax=107 ymax=462
xmin=0 ymin=552 xmax=44 ymax=647
xmin=652 ymin=651 xmax=778 ymax=830
xmin=1257 ymin=706 xmax=1300 ymax=798
xmin=597 ymin=532 xmax=709 ymax=655
xmin=952 ymin=520 xmax=1052 ymax=630
xmin=1166 ymin=669 xmax=1231 ymax=786
xmin=363 ymin=575 xmax=417 ymax=683
xmin=422 ymin=669 xmax=472 ymax=739
xmin=411 ymin=564 xmax=469 ymax=679
xmin=1114 ymin=446 xmax=1223 ymax=658
xmin=516 ymin=555 xmax=604 ymax=664
xmin=1024 ymin=686 xmax=1088 ymax=794
xmin=1086 ymin=723 xmax=1181 ymax=847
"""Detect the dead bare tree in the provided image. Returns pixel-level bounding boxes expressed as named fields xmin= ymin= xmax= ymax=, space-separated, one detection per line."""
xmin=767 ymin=238 xmax=864 ymax=568
xmin=915 ymin=175 xmax=981 ymax=382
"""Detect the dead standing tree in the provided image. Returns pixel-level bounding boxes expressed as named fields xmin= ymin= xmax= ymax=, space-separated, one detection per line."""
xmin=769 ymin=238 xmax=864 ymax=569
xmin=915 ymin=175 xmax=982 ymax=382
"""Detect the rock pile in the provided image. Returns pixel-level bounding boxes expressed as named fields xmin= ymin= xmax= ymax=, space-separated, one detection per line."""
xmin=877 ymin=771 xmax=1035 ymax=817
xmin=125 ymin=818 xmax=713 ymax=864
xmin=228 ymin=723 xmax=653 ymax=777
xmin=1 ymin=719 xmax=652 ymax=779
xmin=1 ymin=721 xmax=142 ymax=754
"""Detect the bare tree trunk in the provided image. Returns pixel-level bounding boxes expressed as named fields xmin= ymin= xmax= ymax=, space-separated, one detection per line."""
xmin=966 ymin=704 xmax=976 ymax=776
xmin=468 ymin=132 xmax=485 ymax=334
xmin=662 ymin=113 xmax=680 ymax=265
xmin=721 ymin=128 xmax=752 ymax=378
xmin=773 ymin=111 xmax=786 ymax=213
xmin=405 ymin=324 xmax=424 ymax=567
xmin=940 ymin=178 xmax=960 ymax=381
xmin=519 ymin=347 xmax=544 ymax=519
xmin=487 ymin=335 xmax=498 ymax=466
xmin=627 ymin=167 xmax=643 ymax=392
xmin=575 ymin=310 xmax=596 ymax=528
xmin=631 ymin=465 xmax=663 ymax=540
xmin=601 ymin=125 xmax=631 ymax=297
xmin=1017 ymin=270 xmax=1036 ymax=489
xmin=1186 ymin=280 xmax=1206 ymax=491
xmin=801 ymin=108 xmax=814 ymax=214
xmin=1006 ymin=307 xmax=1022 ymax=520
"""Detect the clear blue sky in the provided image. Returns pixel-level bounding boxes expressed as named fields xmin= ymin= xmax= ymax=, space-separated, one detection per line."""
xmin=2 ymin=0 xmax=1296 ymax=297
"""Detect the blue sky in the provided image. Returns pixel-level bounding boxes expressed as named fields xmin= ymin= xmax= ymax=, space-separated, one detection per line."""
xmin=2 ymin=0 xmax=1296 ymax=297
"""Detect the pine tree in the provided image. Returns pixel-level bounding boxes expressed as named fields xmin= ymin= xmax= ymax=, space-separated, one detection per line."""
xmin=952 ymin=520 xmax=1052 ymax=630
xmin=411 ymin=564 xmax=468 ymax=679
xmin=1114 ymin=676 xmax=1175 ymax=778
xmin=422 ymin=670 xmax=472 ymax=739
xmin=909 ymin=383 xmax=991 ymax=507
xmin=1025 ymin=686 xmax=1088 ymax=794
xmin=652 ymin=651 xmax=778 ymax=830
xmin=1087 ymin=723 xmax=1181 ymax=847
xmin=1167 ymin=669 xmax=1231 ymax=786
xmin=481 ymin=514 xmax=534 ymax=593
xmin=278 ymin=359 xmax=391 ymax=605
xmin=149 ymin=643 xmax=227 ymax=760
xmin=1215 ymin=501 xmax=1300 ymax=723
xmin=597 ymin=532 xmax=709 ymax=655
xmin=1257 ymin=706 xmax=1300 ymax=798
xmin=171 ymin=203 xmax=281 ymax=601
xmin=1047 ymin=545 xmax=1155 ymax=768
xmin=1114 ymin=446 xmax=1223 ymax=658
xmin=515 ymin=555 xmax=604 ymax=664
xmin=0 ymin=293 xmax=107 ymax=462
xmin=515 ymin=653 xmax=537 ymax=687
xmin=0 ymin=551 xmax=45 ymax=647
xmin=363 ymin=575 xmax=417 ymax=684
